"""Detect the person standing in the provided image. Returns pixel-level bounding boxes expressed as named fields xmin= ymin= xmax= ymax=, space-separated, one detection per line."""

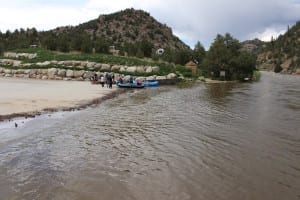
xmin=108 ymin=74 xmax=113 ymax=89
xmin=100 ymin=75 xmax=105 ymax=87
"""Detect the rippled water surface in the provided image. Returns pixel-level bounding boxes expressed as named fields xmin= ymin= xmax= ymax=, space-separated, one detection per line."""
xmin=0 ymin=72 xmax=299 ymax=200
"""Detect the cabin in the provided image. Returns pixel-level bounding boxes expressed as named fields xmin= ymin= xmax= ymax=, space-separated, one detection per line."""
xmin=185 ymin=61 xmax=198 ymax=74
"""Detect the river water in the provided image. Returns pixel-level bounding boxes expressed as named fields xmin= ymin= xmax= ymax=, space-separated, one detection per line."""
xmin=0 ymin=72 xmax=299 ymax=200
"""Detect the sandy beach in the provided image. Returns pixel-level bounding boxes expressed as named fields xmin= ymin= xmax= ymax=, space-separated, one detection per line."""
xmin=0 ymin=77 xmax=119 ymax=120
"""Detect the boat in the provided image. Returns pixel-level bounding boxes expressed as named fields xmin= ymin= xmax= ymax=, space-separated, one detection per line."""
xmin=117 ymin=82 xmax=145 ymax=88
xmin=143 ymin=80 xmax=158 ymax=87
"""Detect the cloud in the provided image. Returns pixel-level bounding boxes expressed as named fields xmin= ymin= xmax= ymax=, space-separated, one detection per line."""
xmin=0 ymin=0 xmax=299 ymax=49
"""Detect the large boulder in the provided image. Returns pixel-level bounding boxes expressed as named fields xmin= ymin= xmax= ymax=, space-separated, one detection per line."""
xmin=73 ymin=61 xmax=82 ymax=66
xmin=39 ymin=69 xmax=48 ymax=75
xmin=111 ymin=65 xmax=121 ymax=71
xmin=136 ymin=66 xmax=145 ymax=73
xmin=167 ymin=73 xmax=177 ymax=79
xmin=80 ymin=61 xmax=88 ymax=67
xmin=29 ymin=69 xmax=38 ymax=76
xmin=126 ymin=66 xmax=137 ymax=73
xmin=27 ymin=53 xmax=37 ymax=59
xmin=119 ymin=66 xmax=127 ymax=72
xmin=101 ymin=64 xmax=111 ymax=71
xmin=86 ymin=62 xmax=96 ymax=69
xmin=13 ymin=60 xmax=22 ymax=67
xmin=58 ymin=61 xmax=65 ymax=65
xmin=57 ymin=69 xmax=66 ymax=77
xmin=51 ymin=60 xmax=58 ymax=65
xmin=64 ymin=61 xmax=73 ymax=66
xmin=146 ymin=76 xmax=156 ymax=80
xmin=135 ymin=77 xmax=146 ymax=81
xmin=145 ymin=66 xmax=153 ymax=73
xmin=152 ymin=66 xmax=160 ymax=73
xmin=35 ymin=74 xmax=42 ymax=79
xmin=16 ymin=69 xmax=25 ymax=74
xmin=37 ymin=61 xmax=51 ymax=66
xmin=48 ymin=68 xmax=58 ymax=79
xmin=66 ymin=69 xmax=74 ymax=78
xmin=83 ymin=71 xmax=94 ymax=79
xmin=156 ymin=76 xmax=166 ymax=80
xmin=4 ymin=69 xmax=12 ymax=74
xmin=4 ymin=52 xmax=17 ymax=58
xmin=94 ymin=63 xmax=101 ymax=69
xmin=23 ymin=63 xmax=32 ymax=67
xmin=74 ymin=70 xmax=85 ymax=78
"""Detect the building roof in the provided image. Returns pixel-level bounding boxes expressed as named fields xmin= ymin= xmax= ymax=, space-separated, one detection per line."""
xmin=185 ymin=61 xmax=197 ymax=66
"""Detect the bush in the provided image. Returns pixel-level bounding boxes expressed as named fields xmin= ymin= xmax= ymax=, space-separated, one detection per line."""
xmin=175 ymin=65 xmax=193 ymax=77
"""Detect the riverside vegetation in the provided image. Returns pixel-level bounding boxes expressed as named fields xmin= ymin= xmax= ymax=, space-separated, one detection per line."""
xmin=0 ymin=8 xmax=271 ymax=81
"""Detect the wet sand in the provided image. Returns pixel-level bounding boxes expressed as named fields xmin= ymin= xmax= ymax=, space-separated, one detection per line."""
xmin=0 ymin=77 xmax=120 ymax=121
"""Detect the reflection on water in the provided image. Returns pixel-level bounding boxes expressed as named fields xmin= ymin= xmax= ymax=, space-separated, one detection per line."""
xmin=0 ymin=72 xmax=299 ymax=200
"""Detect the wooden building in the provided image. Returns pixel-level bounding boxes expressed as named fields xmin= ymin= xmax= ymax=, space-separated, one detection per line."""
xmin=185 ymin=61 xmax=198 ymax=74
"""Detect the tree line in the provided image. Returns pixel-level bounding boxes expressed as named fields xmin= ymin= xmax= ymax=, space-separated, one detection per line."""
xmin=0 ymin=29 xmax=256 ymax=80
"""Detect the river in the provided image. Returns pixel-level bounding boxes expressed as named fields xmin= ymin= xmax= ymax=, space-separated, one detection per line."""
xmin=0 ymin=72 xmax=299 ymax=200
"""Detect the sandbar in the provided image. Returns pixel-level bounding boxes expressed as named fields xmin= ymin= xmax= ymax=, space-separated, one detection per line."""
xmin=0 ymin=77 xmax=120 ymax=120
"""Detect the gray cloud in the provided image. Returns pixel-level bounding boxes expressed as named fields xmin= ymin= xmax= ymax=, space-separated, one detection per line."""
xmin=137 ymin=0 xmax=300 ymax=48
xmin=0 ymin=0 xmax=299 ymax=49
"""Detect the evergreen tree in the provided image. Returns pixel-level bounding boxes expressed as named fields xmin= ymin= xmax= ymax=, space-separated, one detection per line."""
xmin=81 ymin=36 xmax=93 ymax=53
xmin=95 ymin=38 xmax=109 ymax=54
xmin=58 ymin=36 xmax=70 ymax=52
xmin=139 ymin=40 xmax=153 ymax=57
xmin=192 ymin=41 xmax=206 ymax=64
xmin=205 ymin=33 xmax=255 ymax=80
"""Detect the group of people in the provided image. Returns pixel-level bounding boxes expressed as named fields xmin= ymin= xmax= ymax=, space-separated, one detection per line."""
xmin=117 ymin=75 xmax=142 ymax=85
xmin=91 ymin=73 xmax=114 ymax=88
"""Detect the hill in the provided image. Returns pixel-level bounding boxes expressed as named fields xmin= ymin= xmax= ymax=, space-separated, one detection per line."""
xmin=240 ymin=38 xmax=266 ymax=54
xmin=73 ymin=8 xmax=189 ymax=50
xmin=0 ymin=8 xmax=190 ymax=58
xmin=256 ymin=21 xmax=300 ymax=73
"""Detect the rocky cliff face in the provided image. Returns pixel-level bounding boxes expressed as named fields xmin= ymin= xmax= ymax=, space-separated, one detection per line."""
xmin=256 ymin=21 xmax=300 ymax=74
xmin=240 ymin=39 xmax=266 ymax=54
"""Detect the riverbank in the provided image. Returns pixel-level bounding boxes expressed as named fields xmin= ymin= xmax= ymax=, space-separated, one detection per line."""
xmin=0 ymin=77 xmax=123 ymax=121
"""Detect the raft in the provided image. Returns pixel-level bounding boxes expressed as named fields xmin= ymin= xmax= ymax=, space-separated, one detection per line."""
xmin=143 ymin=80 xmax=158 ymax=87
xmin=117 ymin=82 xmax=145 ymax=88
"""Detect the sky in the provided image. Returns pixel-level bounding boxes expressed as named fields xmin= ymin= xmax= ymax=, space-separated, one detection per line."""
xmin=0 ymin=0 xmax=300 ymax=49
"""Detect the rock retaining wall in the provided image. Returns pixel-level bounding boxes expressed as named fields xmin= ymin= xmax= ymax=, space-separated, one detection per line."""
xmin=0 ymin=59 xmax=161 ymax=74
xmin=0 ymin=67 xmax=179 ymax=82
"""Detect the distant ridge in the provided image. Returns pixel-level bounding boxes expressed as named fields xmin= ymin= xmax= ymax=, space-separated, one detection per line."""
xmin=256 ymin=21 xmax=300 ymax=73
xmin=43 ymin=8 xmax=190 ymax=52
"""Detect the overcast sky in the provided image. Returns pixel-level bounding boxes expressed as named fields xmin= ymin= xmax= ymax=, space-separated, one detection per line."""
xmin=0 ymin=0 xmax=299 ymax=49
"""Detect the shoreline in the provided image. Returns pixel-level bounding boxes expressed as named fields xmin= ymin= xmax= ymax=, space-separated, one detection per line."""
xmin=0 ymin=89 xmax=126 ymax=122
xmin=0 ymin=77 xmax=126 ymax=122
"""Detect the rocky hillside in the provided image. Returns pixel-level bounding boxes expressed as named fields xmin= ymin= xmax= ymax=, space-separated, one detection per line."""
xmin=256 ymin=21 xmax=300 ymax=74
xmin=240 ymin=39 xmax=266 ymax=54
xmin=0 ymin=9 xmax=190 ymax=58
xmin=42 ymin=8 xmax=189 ymax=53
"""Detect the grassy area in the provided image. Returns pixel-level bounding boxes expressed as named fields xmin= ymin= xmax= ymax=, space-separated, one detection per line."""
xmin=0 ymin=48 xmax=177 ymax=75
